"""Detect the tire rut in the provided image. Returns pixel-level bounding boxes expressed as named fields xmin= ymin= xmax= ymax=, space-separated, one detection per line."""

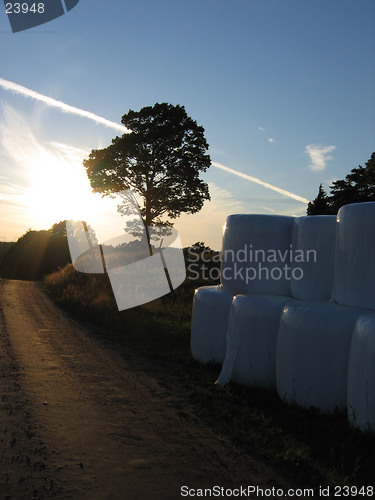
xmin=0 ymin=280 xmax=294 ymax=499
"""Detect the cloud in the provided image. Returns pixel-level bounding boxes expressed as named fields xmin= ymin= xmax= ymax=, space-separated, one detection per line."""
xmin=0 ymin=105 xmax=124 ymax=238
xmin=0 ymin=103 xmax=42 ymax=183
xmin=175 ymin=181 xmax=308 ymax=249
xmin=211 ymin=161 xmax=309 ymax=204
xmin=0 ymin=77 xmax=128 ymax=134
xmin=258 ymin=127 xmax=275 ymax=144
xmin=0 ymin=79 xmax=310 ymax=244
xmin=0 ymin=78 xmax=292 ymax=206
xmin=48 ymin=142 xmax=90 ymax=165
xmin=305 ymin=144 xmax=336 ymax=172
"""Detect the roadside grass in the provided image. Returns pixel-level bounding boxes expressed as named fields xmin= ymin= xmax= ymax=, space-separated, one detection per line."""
xmin=44 ymin=264 xmax=375 ymax=489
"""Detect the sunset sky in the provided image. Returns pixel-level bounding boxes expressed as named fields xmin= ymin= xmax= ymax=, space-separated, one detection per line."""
xmin=0 ymin=0 xmax=374 ymax=249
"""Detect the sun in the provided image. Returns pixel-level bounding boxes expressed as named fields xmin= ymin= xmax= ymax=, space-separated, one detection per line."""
xmin=26 ymin=147 xmax=99 ymax=228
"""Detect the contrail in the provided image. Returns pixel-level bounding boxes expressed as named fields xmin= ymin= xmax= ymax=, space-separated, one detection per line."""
xmin=212 ymin=161 xmax=309 ymax=204
xmin=0 ymin=77 xmax=129 ymax=134
xmin=0 ymin=77 xmax=308 ymax=205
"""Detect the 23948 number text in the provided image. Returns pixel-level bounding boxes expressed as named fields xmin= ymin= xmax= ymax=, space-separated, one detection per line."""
xmin=5 ymin=3 xmax=45 ymax=14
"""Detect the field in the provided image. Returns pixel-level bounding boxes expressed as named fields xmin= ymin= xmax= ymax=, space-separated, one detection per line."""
xmin=44 ymin=263 xmax=375 ymax=489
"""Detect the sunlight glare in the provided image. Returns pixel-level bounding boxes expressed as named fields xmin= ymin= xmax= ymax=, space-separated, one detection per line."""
xmin=26 ymin=148 xmax=99 ymax=228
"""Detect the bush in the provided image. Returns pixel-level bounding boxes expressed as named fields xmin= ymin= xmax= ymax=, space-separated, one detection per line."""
xmin=0 ymin=222 xmax=71 ymax=281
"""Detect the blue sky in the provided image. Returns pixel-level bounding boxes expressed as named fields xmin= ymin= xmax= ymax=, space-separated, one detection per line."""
xmin=0 ymin=0 xmax=374 ymax=249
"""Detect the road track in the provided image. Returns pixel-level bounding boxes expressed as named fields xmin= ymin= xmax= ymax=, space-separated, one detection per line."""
xmin=0 ymin=279 xmax=290 ymax=499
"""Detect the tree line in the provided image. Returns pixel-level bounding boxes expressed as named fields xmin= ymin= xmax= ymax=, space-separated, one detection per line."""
xmin=0 ymin=99 xmax=373 ymax=281
xmin=307 ymin=153 xmax=375 ymax=215
xmin=1 ymin=102 xmax=212 ymax=282
xmin=0 ymin=222 xmax=71 ymax=281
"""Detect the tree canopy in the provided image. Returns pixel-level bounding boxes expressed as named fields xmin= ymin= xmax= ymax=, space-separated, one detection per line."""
xmin=307 ymin=153 xmax=375 ymax=215
xmin=0 ymin=221 xmax=71 ymax=281
xmin=83 ymin=103 xmax=211 ymax=227
xmin=307 ymin=184 xmax=331 ymax=215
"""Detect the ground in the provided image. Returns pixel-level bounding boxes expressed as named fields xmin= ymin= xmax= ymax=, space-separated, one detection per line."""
xmin=0 ymin=279 xmax=295 ymax=499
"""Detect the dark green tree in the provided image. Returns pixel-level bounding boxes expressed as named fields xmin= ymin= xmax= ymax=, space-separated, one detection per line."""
xmin=307 ymin=153 xmax=375 ymax=215
xmin=329 ymin=153 xmax=375 ymax=213
xmin=83 ymin=103 xmax=211 ymax=228
xmin=0 ymin=222 xmax=71 ymax=281
xmin=307 ymin=184 xmax=332 ymax=215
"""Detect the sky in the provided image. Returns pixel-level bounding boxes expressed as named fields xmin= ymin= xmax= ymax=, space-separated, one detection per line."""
xmin=0 ymin=0 xmax=374 ymax=249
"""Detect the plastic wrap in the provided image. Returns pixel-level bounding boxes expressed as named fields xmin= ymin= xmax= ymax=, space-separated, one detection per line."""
xmin=221 ymin=214 xmax=294 ymax=296
xmin=191 ymin=286 xmax=233 ymax=364
xmin=333 ymin=202 xmax=375 ymax=310
xmin=290 ymin=215 xmax=336 ymax=301
xmin=217 ymin=294 xmax=294 ymax=387
xmin=276 ymin=301 xmax=364 ymax=413
xmin=347 ymin=315 xmax=375 ymax=432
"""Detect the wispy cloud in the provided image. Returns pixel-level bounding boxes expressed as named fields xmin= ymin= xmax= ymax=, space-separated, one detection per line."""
xmin=175 ymin=181 xmax=307 ymax=249
xmin=0 ymin=105 xmax=124 ymax=239
xmin=0 ymin=78 xmax=308 ymax=243
xmin=0 ymin=77 xmax=129 ymax=134
xmin=257 ymin=126 xmax=275 ymax=144
xmin=211 ymin=161 xmax=309 ymax=204
xmin=48 ymin=142 xmax=90 ymax=164
xmin=305 ymin=144 xmax=336 ymax=171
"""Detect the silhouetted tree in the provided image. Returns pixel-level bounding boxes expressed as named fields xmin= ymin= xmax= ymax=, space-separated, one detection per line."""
xmin=0 ymin=222 xmax=72 ymax=281
xmin=83 ymin=103 xmax=211 ymax=229
xmin=307 ymin=153 xmax=375 ymax=215
xmin=329 ymin=153 xmax=375 ymax=213
xmin=0 ymin=241 xmax=15 ymax=264
xmin=307 ymin=184 xmax=332 ymax=215
xmin=184 ymin=242 xmax=220 ymax=285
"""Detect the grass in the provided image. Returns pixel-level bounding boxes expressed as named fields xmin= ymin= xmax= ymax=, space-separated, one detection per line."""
xmin=44 ymin=264 xmax=375 ymax=489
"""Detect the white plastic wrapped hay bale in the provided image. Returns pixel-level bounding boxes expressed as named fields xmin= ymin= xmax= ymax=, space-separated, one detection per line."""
xmin=221 ymin=214 xmax=294 ymax=296
xmin=347 ymin=315 xmax=375 ymax=432
xmin=333 ymin=202 xmax=375 ymax=310
xmin=291 ymin=215 xmax=336 ymax=301
xmin=191 ymin=285 xmax=233 ymax=364
xmin=217 ymin=294 xmax=295 ymax=387
xmin=191 ymin=214 xmax=294 ymax=365
xmin=276 ymin=301 xmax=364 ymax=413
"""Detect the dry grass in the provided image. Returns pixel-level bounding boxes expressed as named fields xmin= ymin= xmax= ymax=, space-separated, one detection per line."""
xmin=44 ymin=264 xmax=375 ymax=489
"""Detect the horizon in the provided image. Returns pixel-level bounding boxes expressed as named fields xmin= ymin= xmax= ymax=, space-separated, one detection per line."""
xmin=1 ymin=1 xmax=374 ymax=249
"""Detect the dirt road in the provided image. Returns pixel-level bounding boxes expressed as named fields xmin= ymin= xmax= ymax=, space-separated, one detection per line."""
xmin=0 ymin=279 xmax=291 ymax=499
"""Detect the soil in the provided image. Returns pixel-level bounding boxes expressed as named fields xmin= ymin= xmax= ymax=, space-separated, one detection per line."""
xmin=0 ymin=279 xmax=294 ymax=499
